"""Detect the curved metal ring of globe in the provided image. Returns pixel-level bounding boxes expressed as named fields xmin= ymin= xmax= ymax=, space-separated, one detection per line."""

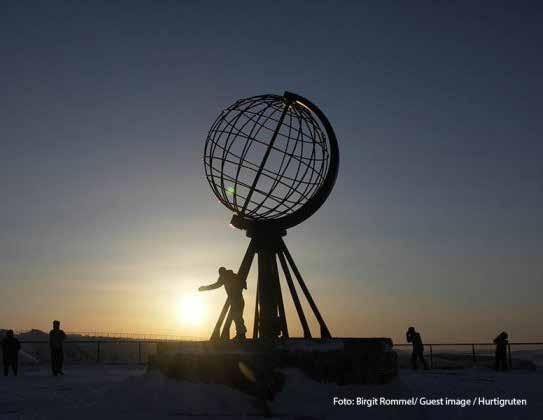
xmin=204 ymin=91 xmax=339 ymax=231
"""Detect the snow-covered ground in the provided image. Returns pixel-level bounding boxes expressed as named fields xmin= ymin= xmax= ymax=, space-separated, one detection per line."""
xmin=0 ymin=364 xmax=541 ymax=419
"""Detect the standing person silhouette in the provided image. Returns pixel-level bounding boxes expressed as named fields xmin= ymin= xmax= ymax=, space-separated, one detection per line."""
xmin=199 ymin=267 xmax=247 ymax=339
xmin=493 ymin=331 xmax=509 ymax=371
xmin=406 ymin=326 xmax=429 ymax=370
xmin=1 ymin=330 xmax=21 ymax=376
xmin=49 ymin=320 xmax=66 ymax=376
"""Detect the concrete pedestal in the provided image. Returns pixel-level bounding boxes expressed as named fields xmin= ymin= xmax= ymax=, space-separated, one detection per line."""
xmin=149 ymin=338 xmax=397 ymax=396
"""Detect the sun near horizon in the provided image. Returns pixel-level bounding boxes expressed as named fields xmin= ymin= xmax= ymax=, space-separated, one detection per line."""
xmin=178 ymin=294 xmax=207 ymax=329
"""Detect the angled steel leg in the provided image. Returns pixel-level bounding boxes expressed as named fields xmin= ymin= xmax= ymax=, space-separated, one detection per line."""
xmin=220 ymin=306 xmax=233 ymax=340
xmin=271 ymin=252 xmax=289 ymax=338
xmin=211 ymin=299 xmax=231 ymax=340
xmin=278 ymin=250 xmax=311 ymax=339
xmin=238 ymin=238 xmax=257 ymax=284
xmin=253 ymin=274 xmax=260 ymax=339
xmin=280 ymin=238 xmax=332 ymax=339
xmin=257 ymin=250 xmax=275 ymax=338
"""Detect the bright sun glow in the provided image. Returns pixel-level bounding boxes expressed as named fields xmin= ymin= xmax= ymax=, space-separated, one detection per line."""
xmin=178 ymin=295 xmax=206 ymax=327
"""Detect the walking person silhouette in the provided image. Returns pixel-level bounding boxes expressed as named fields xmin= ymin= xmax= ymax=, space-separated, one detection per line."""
xmin=199 ymin=267 xmax=247 ymax=339
xmin=406 ymin=326 xmax=429 ymax=370
xmin=49 ymin=320 xmax=66 ymax=376
xmin=1 ymin=330 xmax=21 ymax=376
xmin=494 ymin=331 xmax=509 ymax=371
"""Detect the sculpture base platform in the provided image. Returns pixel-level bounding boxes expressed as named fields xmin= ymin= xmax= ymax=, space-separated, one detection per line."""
xmin=148 ymin=338 xmax=397 ymax=397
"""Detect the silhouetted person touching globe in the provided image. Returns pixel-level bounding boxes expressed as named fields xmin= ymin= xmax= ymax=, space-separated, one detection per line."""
xmin=199 ymin=267 xmax=247 ymax=339
xmin=406 ymin=326 xmax=429 ymax=370
xmin=49 ymin=320 xmax=66 ymax=376
xmin=494 ymin=331 xmax=509 ymax=371
xmin=2 ymin=330 xmax=21 ymax=376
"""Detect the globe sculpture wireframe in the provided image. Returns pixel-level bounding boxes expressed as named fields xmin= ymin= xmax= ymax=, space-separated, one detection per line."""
xmin=204 ymin=91 xmax=339 ymax=340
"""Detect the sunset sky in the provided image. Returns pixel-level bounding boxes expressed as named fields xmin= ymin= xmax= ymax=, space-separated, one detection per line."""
xmin=1 ymin=2 xmax=542 ymax=343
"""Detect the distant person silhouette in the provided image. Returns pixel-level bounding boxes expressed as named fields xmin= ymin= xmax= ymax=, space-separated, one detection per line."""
xmin=49 ymin=320 xmax=66 ymax=376
xmin=1 ymin=330 xmax=21 ymax=376
xmin=406 ymin=326 xmax=429 ymax=370
xmin=199 ymin=267 xmax=247 ymax=339
xmin=493 ymin=331 xmax=509 ymax=371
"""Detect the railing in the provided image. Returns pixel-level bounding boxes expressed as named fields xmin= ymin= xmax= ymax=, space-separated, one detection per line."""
xmin=14 ymin=330 xmax=205 ymax=341
xmin=16 ymin=339 xmax=196 ymax=364
xmin=395 ymin=342 xmax=543 ymax=369
xmin=68 ymin=332 xmax=205 ymax=341
xmin=12 ymin=339 xmax=543 ymax=367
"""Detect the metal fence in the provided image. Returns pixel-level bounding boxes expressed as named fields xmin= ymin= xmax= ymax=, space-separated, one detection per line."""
xmin=14 ymin=331 xmax=204 ymax=341
xmin=12 ymin=339 xmax=543 ymax=367
xmin=395 ymin=342 xmax=543 ymax=369
xmin=17 ymin=339 xmax=174 ymax=364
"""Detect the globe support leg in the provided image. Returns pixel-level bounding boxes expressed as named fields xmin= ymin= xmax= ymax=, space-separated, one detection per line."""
xmin=252 ymin=272 xmax=260 ymax=339
xmin=272 ymin=254 xmax=289 ymax=338
xmin=277 ymin=250 xmax=312 ymax=339
xmin=280 ymin=238 xmax=332 ymax=339
xmin=255 ymin=237 xmax=289 ymax=339
xmin=211 ymin=299 xmax=231 ymax=340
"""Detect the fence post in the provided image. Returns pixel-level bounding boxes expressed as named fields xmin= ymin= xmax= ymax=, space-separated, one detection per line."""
xmin=97 ymin=341 xmax=101 ymax=363
xmin=429 ymin=344 xmax=433 ymax=369
xmin=472 ymin=344 xmax=476 ymax=365
xmin=138 ymin=341 xmax=142 ymax=364
xmin=508 ymin=343 xmax=512 ymax=369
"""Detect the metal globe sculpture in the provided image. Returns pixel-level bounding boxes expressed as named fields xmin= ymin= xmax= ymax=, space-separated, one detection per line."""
xmin=203 ymin=92 xmax=339 ymax=340
xmin=204 ymin=92 xmax=339 ymax=231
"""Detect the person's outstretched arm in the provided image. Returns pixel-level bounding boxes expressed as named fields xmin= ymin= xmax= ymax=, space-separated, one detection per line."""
xmin=199 ymin=278 xmax=223 ymax=292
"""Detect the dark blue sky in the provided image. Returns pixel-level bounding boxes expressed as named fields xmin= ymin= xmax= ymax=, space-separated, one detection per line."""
xmin=1 ymin=1 xmax=542 ymax=340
